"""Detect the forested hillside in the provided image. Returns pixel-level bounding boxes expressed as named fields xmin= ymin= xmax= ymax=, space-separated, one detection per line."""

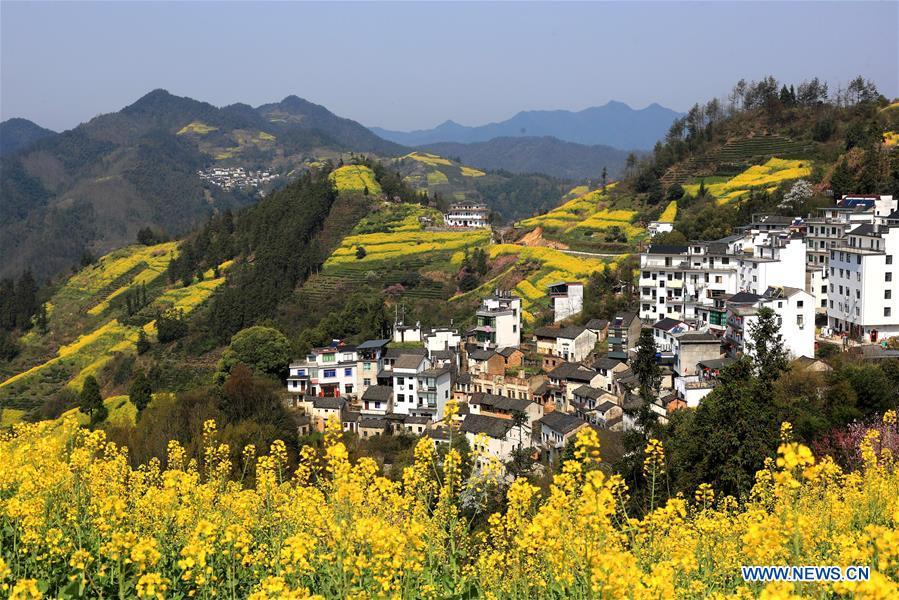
xmin=0 ymin=90 xmax=405 ymax=282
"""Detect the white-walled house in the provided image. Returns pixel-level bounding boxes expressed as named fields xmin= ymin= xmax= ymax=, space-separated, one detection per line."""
xmin=548 ymin=281 xmax=584 ymax=322
xmin=288 ymin=343 xmax=359 ymax=400
xmin=445 ymin=203 xmax=490 ymax=228
xmin=533 ymin=325 xmax=597 ymax=363
xmin=462 ymin=413 xmax=529 ymax=469
xmin=737 ymin=235 xmax=806 ymax=294
xmin=472 ymin=292 xmax=521 ymax=348
xmin=385 ymin=352 xmax=453 ymax=420
xmin=827 ymin=223 xmax=899 ymax=342
xmin=726 ymin=286 xmax=814 ymax=359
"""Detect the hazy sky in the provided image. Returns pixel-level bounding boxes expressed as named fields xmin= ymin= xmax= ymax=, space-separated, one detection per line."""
xmin=2 ymin=1 xmax=897 ymax=132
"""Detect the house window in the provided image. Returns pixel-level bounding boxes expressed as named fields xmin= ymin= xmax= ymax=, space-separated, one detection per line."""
xmin=398 ymin=394 xmax=405 ymax=402
xmin=886 ymin=290 xmax=892 ymax=300
xmin=344 ymin=367 xmax=352 ymax=377
xmin=323 ymin=369 xmax=336 ymax=378
xmin=886 ymin=307 xmax=892 ymax=317
xmin=888 ymin=273 xmax=893 ymax=282
xmin=363 ymin=378 xmax=371 ymax=385
xmin=397 ymin=376 xmax=404 ymax=385
xmin=797 ymin=300 xmax=803 ymax=308
xmin=888 ymin=256 xmax=894 ymax=265
xmin=322 ymin=353 xmax=335 ymax=363
xmin=297 ymin=369 xmax=306 ymax=376
xmin=374 ymin=401 xmax=381 ymax=409
xmin=364 ymin=362 xmax=371 ymax=371
xmin=344 ymin=384 xmax=353 ymax=394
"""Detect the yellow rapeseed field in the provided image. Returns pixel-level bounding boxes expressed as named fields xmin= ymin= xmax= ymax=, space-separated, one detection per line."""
xmin=401 ymin=151 xmax=454 ymax=167
xmin=1 ymin=414 xmax=897 ymax=598
xmin=176 ymin=122 xmax=218 ymax=136
xmin=329 ymin=165 xmax=382 ymax=195
xmin=659 ymin=200 xmax=677 ymax=222
xmin=683 ymin=158 xmax=812 ymax=205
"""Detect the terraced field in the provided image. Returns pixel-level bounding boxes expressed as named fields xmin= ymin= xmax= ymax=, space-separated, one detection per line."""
xmin=682 ymin=157 xmax=812 ymax=205
xmin=0 ymin=243 xmax=232 ymax=414
xmin=662 ymin=134 xmax=814 ymax=186
xmin=450 ymin=244 xmax=613 ymax=323
xmin=517 ymin=184 xmax=644 ymax=247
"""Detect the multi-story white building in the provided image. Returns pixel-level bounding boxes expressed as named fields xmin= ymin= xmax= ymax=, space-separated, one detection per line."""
xmin=288 ymin=343 xmax=360 ymax=399
xmin=827 ymin=223 xmax=899 ymax=342
xmin=423 ymin=327 xmax=461 ymax=353
xmin=725 ymin=286 xmax=814 ymax=359
xmin=736 ymin=234 xmax=806 ymax=294
xmin=548 ymin=281 xmax=584 ymax=322
xmin=639 ymin=244 xmax=738 ymax=323
xmin=444 ymin=202 xmax=490 ymax=228
xmin=382 ymin=352 xmax=453 ymax=420
xmin=472 ymin=292 xmax=521 ymax=348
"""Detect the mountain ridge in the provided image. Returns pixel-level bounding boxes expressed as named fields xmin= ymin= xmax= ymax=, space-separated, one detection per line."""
xmin=420 ymin=136 xmax=633 ymax=180
xmin=0 ymin=118 xmax=57 ymax=156
xmin=370 ymin=100 xmax=683 ymax=149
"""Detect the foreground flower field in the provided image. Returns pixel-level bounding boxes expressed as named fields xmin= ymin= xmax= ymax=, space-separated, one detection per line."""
xmin=1 ymin=415 xmax=897 ymax=599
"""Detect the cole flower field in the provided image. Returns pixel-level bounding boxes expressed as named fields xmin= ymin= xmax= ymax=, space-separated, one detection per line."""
xmin=517 ymin=184 xmax=644 ymax=240
xmin=1 ymin=411 xmax=897 ymax=598
xmin=683 ymin=158 xmax=812 ymax=205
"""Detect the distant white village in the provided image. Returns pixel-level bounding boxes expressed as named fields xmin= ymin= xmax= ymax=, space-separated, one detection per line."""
xmin=197 ymin=167 xmax=279 ymax=192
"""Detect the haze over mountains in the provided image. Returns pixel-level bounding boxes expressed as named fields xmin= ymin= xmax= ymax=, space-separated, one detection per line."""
xmin=370 ymin=101 xmax=683 ymax=150
xmin=422 ymin=137 xmax=632 ymax=181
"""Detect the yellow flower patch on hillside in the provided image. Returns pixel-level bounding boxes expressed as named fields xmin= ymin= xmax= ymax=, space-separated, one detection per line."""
xmin=176 ymin=121 xmax=218 ymax=135
xmin=328 ymin=230 xmax=490 ymax=266
xmin=659 ymin=200 xmax=677 ymax=222
xmin=460 ymin=165 xmax=485 ymax=177
xmin=683 ymin=158 xmax=812 ymax=205
xmin=330 ymin=165 xmax=382 ymax=195
xmin=401 ymin=151 xmax=454 ymax=167
xmin=884 ymin=131 xmax=899 ymax=147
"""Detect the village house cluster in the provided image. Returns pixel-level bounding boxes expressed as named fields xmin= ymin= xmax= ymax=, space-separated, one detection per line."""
xmin=282 ymin=193 xmax=897 ymax=477
xmin=197 ymin=167 xmax=278 ymax=191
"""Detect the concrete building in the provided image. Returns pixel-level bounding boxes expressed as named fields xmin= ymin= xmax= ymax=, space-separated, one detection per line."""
xmin=462 ymin=414 xmax=530 ymax=469
xmin=608 ymin=312 xmax=642 ymax=360
xmin=737 ymin=234 xmax=806 ymax=294
xmin=548 ymin=281 xmax=584 ymax=322
xmin=288 ymin=342 xmax=359 ymax=399
xmin=472 ymin=292 xmax=521 ymax=349
xmin=827 ymin=223 xmax=899 ymax=342
xmin=639 ymin=244 xmax=738 ymax=323
xmin=382 ymin=352 xmax=453 ymax=421
xmin=445 ymin=202 xmax=490 ymax=228
xmin=726 ymin=286 xmax=815 ymax=359
xmin=533 ymin=325 xmax=597 ymax=363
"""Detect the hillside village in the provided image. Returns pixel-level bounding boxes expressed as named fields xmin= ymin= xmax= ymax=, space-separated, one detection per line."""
xmin=282 ymin=191 xmax=898 ymax=475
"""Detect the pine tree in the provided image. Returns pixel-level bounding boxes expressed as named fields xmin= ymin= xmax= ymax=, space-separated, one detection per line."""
xmin=748 ymin=306 xmax=789 ymax=385
xmin=129 ymin=369 xmax=153 ymax=413
xmin=79 ymin=375 xmax=103 ymax=420
xmin=136 ymin=329 xmax=151 ymax=355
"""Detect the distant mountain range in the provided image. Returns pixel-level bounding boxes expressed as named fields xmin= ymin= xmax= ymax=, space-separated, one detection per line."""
xmin=421 ymin=136 xmax=632 ymax=180
xmin=0 ymin=89 xmax=405 ymax=280
xmin=370 ymin=101 xmax=682 ymax=150
xmin=0 ymin=118 xmax=56 ymax=156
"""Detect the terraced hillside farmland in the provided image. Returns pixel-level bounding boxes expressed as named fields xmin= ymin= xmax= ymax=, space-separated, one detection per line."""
xmin=0 ymin=243 xmax=231 ymax=417
xmin=682 ymin=158 xmax=812 ymax=205
xmin=661 ymin=134 xmax=813 ymax=186
xmin=450 ymin=244 xmax=612 ymax=324
xmin=516 ymin=184 xmax=645 ymax=252
xmin=396 ymin=151 xmax=486 ymax=202
xmin=299 ymin=203 xmax=490 ymax=304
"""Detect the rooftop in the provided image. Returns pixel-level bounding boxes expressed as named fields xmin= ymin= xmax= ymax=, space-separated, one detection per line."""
xmin=461 ymin=413 xmax=516 ymax=439
xmin=548 ymin=362 xmax=598 ymax=383
xmin=538 ymin=411 xmax=588 ymax=435
xmin=534 ymin=325 xmax=589 ymax=340
xmin=362 ymin=385 xmax=393 ymax=402
xmin=471 ymin=391 xmax=533 ymax=413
